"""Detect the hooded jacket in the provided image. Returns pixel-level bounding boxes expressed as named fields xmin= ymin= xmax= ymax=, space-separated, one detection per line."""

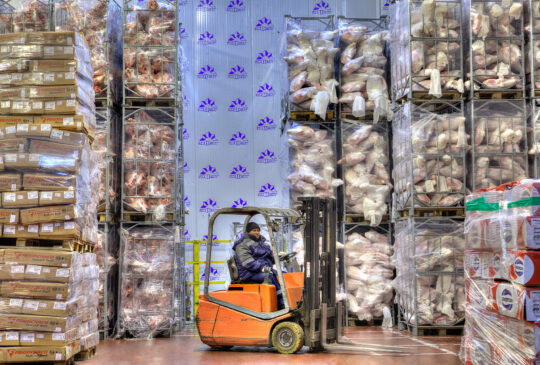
xmin=232 ymin=233 xmax=274 ymax=279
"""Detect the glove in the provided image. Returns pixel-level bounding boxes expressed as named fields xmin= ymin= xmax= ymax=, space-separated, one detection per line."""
xmin=262 ymin=266 xmax=272 ymax=274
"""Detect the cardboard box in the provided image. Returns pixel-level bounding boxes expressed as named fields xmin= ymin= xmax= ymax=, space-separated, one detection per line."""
xmin=489 ymin=282 xmax=540 ymax=321
xmin=0 ymin=346 xmax=71 ymax=362
xmin=0 ymin=209 xmax=18 ymax=224
xmin=0 ymin=59 xmax=29 ymax=73
xmin=2 ymin=191 xmax=39 ymax=208
xmin=507 ymin=250 xmax=540 ymax=286
xmin=20 ymin=205 xmax=76 ymax=225
xmin=0 ymin=45 xmax=42 ymax=59
xmin=2 ymin=225 xmax=39 ymax=239
xmin=39 ymin=191 xmax=76 ymax=206
xmin=15 ymin=123 xmax=51 ymax=138
xmin=0 ymin=313 xmax=73 ymax=332
xmin=0 ymin=138 xmax=25 ymax=152
xmin=23 ymin=265 xmax=77 ymax=284
xmin=39 ymin=222 xmax=80 ymax=239
xmin=0 ymin=296 xmax=78 ymax=317
xmin=33 ymin=115 xmax=88 ymax=133
xmin=2 ymin=249 xmax=75 ymax=268
xmin=23 ymin=173 xmax=75 ymax=191
xmin=4 ymin=153 xmax=78 ymax=174
xmin=49 ymin=129 xmax=86 ymax=147
xmin=3 ymin=153 xmax=40 ymax=171
xmin=0 ymin=116 xmax=33 ymax=127
xmin=0 ymin=265 xmax=24 ymax=281
xmin=14 ymin=72 xmax=81 ymax=87
xmin=27 ymin=85 xmax=93 ymax=105
xmin=26 ymin=32 xmax=87 ymax=47
xmin=19 ymin=329 xmax=78 ymax=347
xmin=28 ymin=59 xmax=92 ymax=79
xmin=0 ymin=281 xmax=70 ymax=300
xmin=0 ymin=331 xmax=20 ymax=346
xmin=29 ymin=140 xmax=81 ymax=159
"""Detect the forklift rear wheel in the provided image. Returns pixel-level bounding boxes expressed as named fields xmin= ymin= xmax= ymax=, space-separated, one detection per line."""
xmin=271 ymin=322 xmax=304 ymax=354
xmin=208 ymin=345 xmax=233 ymax=350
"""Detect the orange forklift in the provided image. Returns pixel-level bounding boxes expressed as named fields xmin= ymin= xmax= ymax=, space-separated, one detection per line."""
xmin=195 ymin=197 xmax=404 ymax=355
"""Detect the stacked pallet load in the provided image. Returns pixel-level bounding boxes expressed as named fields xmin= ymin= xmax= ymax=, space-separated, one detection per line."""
xmin=460 ymin=180 xmax=540 ymax=364
xmin=0 ymin=31 xmax=101 ymax=361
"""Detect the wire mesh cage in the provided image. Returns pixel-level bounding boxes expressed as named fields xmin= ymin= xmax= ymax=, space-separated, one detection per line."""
xmin=468 ymin=99 xmax=529 ymax=190
xmin=527 ymin=0 xmax=540 ymax=96
xmin=0 ymin=0 xmax=53 ymax=34
xmin=464 ymin=0 xmax=526 ymax=97
xmin=392 ymin=100 xmax=468 ymax=211
xmin=390 ymin=0 xmax=465 ymax=102
xmin=530 ymin=98 xmax=540 ymax=177
xmin=394 ymin=217 xmax=465 ymax=333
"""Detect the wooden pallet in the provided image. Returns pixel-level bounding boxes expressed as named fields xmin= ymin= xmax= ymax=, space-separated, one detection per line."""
xmin=290 ymin=110 xmax=335 ymax=122
xmin=348 ymin=317 xmax=384 ymax=327
xmin=473 ymin=89 xmax=524 ymax=99
xmin=0 ymin=237 xmax=95 ymax=253
xmin=395 ymin=91 xmax=462 ymax=104
xmin=398 ymin=207 xmax=465 ymax=218
xmin=344 ymin=214 xmax=390 ymax=224
xmin=340 ymin=112 xmax=389 ymax=122
xmin=122 ymin=212 xmax=175 ymax=223
xmin=75 ymin=346 xmax=97 ymax=361
xmin=98 ymin=213 xmax=114 ymax=223
xmin=399 ymin=322 xmax=463 ymax=336
xmin=124 ymin=98 xmax=177 ymax=108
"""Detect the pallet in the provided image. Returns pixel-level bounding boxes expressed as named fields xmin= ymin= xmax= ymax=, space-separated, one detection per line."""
xmin=290 ymin=110 xmax=335 ymax=122
xmin=122 ymin=212 xmax=175 ymax=223
xmin=344 ymin=214 xmax=390 ymax=224
xmin=473 ymin=89 xmax=524 ymax=100
xmin=395 ymin=91 xmax=462 ymax=104
xmin=0 ymin=237 xmax=95 ymax=253
xmin=340 ymin=112 xmax=389 ymax=122
xmin=75 ymin=346 xmax=97 ymax=361
xmin=124 ymin=97 xmax=178 ymax=108
xmin=397 ymin=207 xmax=465 ymax=218
xmin=94 ymin=97 xmax=113 ymax=109
xmin=98 ymin=213 xmax=114 ymax=223
xmin=348 ymin=317 xmax=383 ymax=327
xmin=399 ymin=322 xmax=463 ymax=336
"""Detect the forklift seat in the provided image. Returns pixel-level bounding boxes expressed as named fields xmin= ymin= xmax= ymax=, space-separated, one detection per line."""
xmin=227 ymin=256 xmax=258 ymax=285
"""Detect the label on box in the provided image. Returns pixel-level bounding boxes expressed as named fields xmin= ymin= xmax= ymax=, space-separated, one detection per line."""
xmin=24 ymin=300 xmax=39 ymax=311
xmin=56 ymin=294 xmax=62 ymax=300
xmin=55 ymin=327 xmax=61 ymax=332
xmin=41 ymin=192 xmax=52 ymax=200
xmin=10 ymin=184 xmax=15 ymax=191
xmin=10 ymin=265 xmax=24 ymax=274
xmin=29 ymin=154 xmax=39 ymax=162
xmin=4 ymin=193 xmax=15 ymax=202
xmin=64 ymin=215 xmax=70 ymax=220
xmin=56 ymin=353 xmax=62 ymax=361
xmin=26 ymin=265 xmax=41 ymax=275
xmin=64 ymin=191 xmax=74 ymax=199
xmin=9 ymin=299 xmax=22 ymax=307
xmin=45 ymin=101 xmax=55 ymax=110
xmin=44 ymin=47 xmax=54 ymax=56
xmin=10 ymin=214 xmax=15 ymax=223
xmin=6 ymin=332 xmax=18 ymax=341
xmin=65 ymin=72 xmax=75 ymax=80
xmin=27 ymin=192 xmax=38 ymax=200
xmin=63 ymin=47 xmax=72 ymax=55
xmin=28 ymin=225 xmax=38 ymax=233
xmin=51 ymin=130 xmax=62 ymax=139
xmin=4 ymin=154 xmax=16 ymax=163
xmin=56 ymin=269 xmax=69 ymax=278
xmin=53 ymin=301 xmax=66 ymax=310
xmin=12 ymin=101 xmax=23 ymax=110
xmin=5 ymin=126 xmax=15 ymax=135
xmin=16 ymin=124 xmax=28 ymax=132
xmin=41 ymin=124 xmax=51 ymax=131
xmin=64 ymin=222 xmax=74 ymax=230
xmin=66 ymin=100 xmax=75 ymax=107
xmin=41 ymin=224 xmax=53 ymax=233
xmin=11 ymin=74 xmax=21 ymax=81
xmin=21 ymin=333 xmax=34 ymax=343
xmin=32 ymin=101 xmax=42 ymax=109
xmin=4 ymin=225 xmax=15 ymax=234
xmin=63 ymin=117 xmax=74 ymax=125
xmin=44 ymin=73 xmax=54 ymax=82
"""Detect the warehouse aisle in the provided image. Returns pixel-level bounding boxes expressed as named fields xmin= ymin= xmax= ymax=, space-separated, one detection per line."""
xmin=79 ymin=327 xmax=462 ymax=365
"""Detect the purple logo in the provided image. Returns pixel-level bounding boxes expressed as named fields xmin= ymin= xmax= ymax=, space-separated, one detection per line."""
xmin=198 ymin=131 xmax=218 ymax=146
xmin=197 ymin=65 xmax=217 ymax=80
xmin=256 ymin=83 xmax=275 ymax=97
xmin=257 ymin=149 xmax=277 ymax=164
xmin=312 ymin=1 xmax=332 ymax=15
xmin=255 ymin=17 xmax=273 ymax=31
xmin=200 ymin=266 xmax=219 ymax=280
xmin=228 ymin=65 xmax=247 ymax=80
xmin=180 ymin=26 xmax=188 ymax=39
xmin=198 ymin=98 xmax=217 ymax=112
xmin=514 ymin=257 xmax=524 ymax=277
xmin=228 ymin=98 xmax=248 ymax=112
xmin=258 ymin=183 xmax=277 ymax=197
xmin=184 ymin=229 xmax=192 ymax=240
xmin=183 ymin=95 xmax=190 ymax=107
xmin=183 ymin=128 xmax=189 ymax=140
xmin=230 ymin=165 xmax=249 ymax=179
xmin=197 ymin=0 xmax=216 ymax=11
xmin=184 ymin=162 xmax=190 ymax=173
xmin=472 ymin=256 xmax=480 ymax=271
xmin=257 ymin=117 xmax=276 ymax=131
xmin=232 ymin=198 xmax=248 ymax=208
xmin=199 ymin=165 xmax=219 ymax=179
xmin=227 ymin=0 xmax=246 ymax=12
xmin=256 ymin=50 xmax=273 ymax=64
xmin=198 ymin=31 xmax=216 ymax=45
xmin=229 ymin=132 xmax=248 ymax=146
xmin=200 ymin=199 xmax=219 ymax=213
xmin=501 ymin=288 xmax=514 ymax=311
xmin=184 ymin=195 xmax=191 ymax=208
xmin=227 ymin=32 xmax=247 ymax=46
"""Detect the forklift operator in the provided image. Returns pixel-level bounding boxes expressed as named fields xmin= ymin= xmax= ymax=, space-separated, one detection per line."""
xmin=232 ymin=222 xmax=284 ymax=310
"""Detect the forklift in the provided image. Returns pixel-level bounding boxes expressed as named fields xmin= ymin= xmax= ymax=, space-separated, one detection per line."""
xmin=196 ymin=197 xmax=404 ymax=355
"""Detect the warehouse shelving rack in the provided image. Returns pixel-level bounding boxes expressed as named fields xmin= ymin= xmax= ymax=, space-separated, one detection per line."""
xmin=98 ymin=223 xmax=119 ymax=339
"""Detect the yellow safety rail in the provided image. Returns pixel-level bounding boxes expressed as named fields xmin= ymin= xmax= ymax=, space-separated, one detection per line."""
xmin=185 ymin=240 xmax=231 ymax=317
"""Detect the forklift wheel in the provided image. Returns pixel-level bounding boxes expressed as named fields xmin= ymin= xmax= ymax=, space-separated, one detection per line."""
xmin=208 ymin=345 xmax=233 ymax=351
xmin=271 ymin=322 xmax=304 ymax=354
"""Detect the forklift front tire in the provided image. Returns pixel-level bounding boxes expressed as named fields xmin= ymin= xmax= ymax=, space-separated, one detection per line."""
xmin=271 ymin=322 xmax=304 ymax=354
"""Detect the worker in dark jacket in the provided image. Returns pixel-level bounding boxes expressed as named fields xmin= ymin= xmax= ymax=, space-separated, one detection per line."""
xmin=233 ymin=222 xmax=284 ymax=309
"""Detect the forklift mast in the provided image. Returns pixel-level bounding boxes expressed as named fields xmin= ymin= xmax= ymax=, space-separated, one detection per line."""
xmin=298 ymin=197 xmax=344 ymax=350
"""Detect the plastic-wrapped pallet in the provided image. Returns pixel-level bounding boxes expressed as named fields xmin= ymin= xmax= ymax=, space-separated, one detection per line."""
xmin=285 ymin=17 xmax=338 ymax=120
xmin=118 ymin=226 xmax=174 ymax=338
xmin=286 ymin=123 xmax=342 ymax=203
xmin=465 ymin=0 xmax=525 ymax=92
xmin=339 ymin=121 xmax=391 ymax=225
xmin=345 ymin=229 xmax=394 ymax=322
xmin=390 ymin=0 xmax=464 ymax=100
xmin=0 ymin=0 xmax=51 ymax=34
xmin=393 ymin=102 xmax=469 ymax=209
xmin=393 ymin=218 xmax=465 ymax=327
xmin=338 ymin=18 xmax=391 ymax=121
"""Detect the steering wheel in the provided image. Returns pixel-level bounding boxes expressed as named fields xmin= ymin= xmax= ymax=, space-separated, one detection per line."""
xmin=279 ymin=251 xmax=297 ymax=261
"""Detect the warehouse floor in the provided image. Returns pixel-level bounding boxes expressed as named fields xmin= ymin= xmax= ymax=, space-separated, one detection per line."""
xmin=78 ymin=327 xmax=462 ymax=364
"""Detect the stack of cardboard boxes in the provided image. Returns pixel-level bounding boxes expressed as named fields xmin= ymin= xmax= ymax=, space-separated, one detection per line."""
xmin=0 ymin=31 xmax=100 ymax=362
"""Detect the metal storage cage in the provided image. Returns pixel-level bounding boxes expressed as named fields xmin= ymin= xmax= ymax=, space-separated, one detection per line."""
xmin=468 ymin=99 xmax=529 ymax=190
xmin=337 ymin=16 xmax=391 ymax=122
xmin=117 ymin=223 xmax=183 ymax=338
xmin=394 ymin=217 xmax=465 ymax=335
xmin=530 ymin=98 xmax=540 ymax=177
xmin=392 ymin=100 xmax=468 ymax=212
xmin=390 ymin=0 xmax=465 ymax=102
xmin=528 ymin=0 xmax=540 ymax=96
xmin=0 ymin=0 xmax=53 ymax=33
xmin=464 ymin=0 xmax=526 ymax=98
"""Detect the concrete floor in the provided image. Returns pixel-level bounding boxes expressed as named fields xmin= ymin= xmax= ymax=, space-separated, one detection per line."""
xmin=78 ymin=326 xmax=463 ymax=365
